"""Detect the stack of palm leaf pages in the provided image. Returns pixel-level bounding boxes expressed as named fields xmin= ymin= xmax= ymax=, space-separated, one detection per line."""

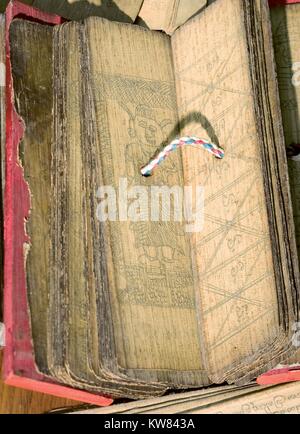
xmin=7 ymin=0 xmax=300 ymax=399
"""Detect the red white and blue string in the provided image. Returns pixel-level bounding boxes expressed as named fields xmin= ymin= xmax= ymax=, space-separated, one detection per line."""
xmin=141 ymin=136 xmax=225 ymax=177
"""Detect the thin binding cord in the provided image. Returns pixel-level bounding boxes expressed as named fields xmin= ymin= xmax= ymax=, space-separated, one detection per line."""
xmin=141 ymin=136 xmax=225 ymax=177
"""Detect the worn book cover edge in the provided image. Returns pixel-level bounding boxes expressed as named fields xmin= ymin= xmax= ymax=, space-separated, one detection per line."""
xmin=2 ymin=0 xmax=113 ymax=407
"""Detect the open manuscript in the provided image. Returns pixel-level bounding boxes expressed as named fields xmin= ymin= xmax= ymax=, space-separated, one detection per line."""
xmin=7 ymin=0 xmax=300 ymax=398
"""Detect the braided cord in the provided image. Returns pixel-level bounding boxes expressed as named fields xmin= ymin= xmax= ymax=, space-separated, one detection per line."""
xmin=141 ymin=136 xmax=224 ymax=177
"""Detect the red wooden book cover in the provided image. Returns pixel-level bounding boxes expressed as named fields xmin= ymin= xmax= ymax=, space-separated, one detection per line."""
xmin=2 ymin=0 xmax=300 ymax=404
xmin=3 ymin=0 xmax=113 ymax=407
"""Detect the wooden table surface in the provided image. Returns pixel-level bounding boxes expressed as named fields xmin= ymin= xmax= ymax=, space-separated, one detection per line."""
xmin=0 ymin=350 xmax=82 ymax=414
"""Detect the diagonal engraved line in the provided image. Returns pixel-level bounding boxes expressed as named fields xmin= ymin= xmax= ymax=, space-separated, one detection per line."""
xmin=176 ymin=44 xmax=222 ymax=76
xmin=177 ymin=30 xmax=240 ymax=80
xmin=204 ymin=169 xmax=255 ymax=205
xmin=185 ymin=99 xmax=254 ymax=188
xmin=178 ymin=76 xmax=251 ymax=97
xmin=204 ymin=209 xmax=265 ymax=239
xmin=184 ymin=103 xmax=240 ymax=184
xmin=184 ymin=103 xmax=236 ymax=146
xmin=222 ymin=100 xmax=253 ymax=151
xmin=203 ymin=282 xmax=266 ymax=308
xmin=200 ymin=40 xmax=244 ymax=109
xmin=224 ymin=123 xmax=257 ymax=155
xmin=204 ymin=272 xmax=273 ymax=316
xmin=208 ymin=307 xmax=275 ymax=351
xmin=210 ymin=102 xmax=237 ymax=123
xmin=198 ymin=204 xmax=265 ymax=249
xmin=210 ymin=96 xmax=254 ymax=160
xmin=209 ymin=85 xmax=251 ymax=96
xmin=180 ymin=38 xmax=244 ymax=110
xmin=207 ymin=37 xmax=241 ymax=86
xmin=200 ymin=96 xmax=254 ymax=190
xmin=208 ymin=243 xmax=266 ymax=344
xmin=199 ymin=236 xmax=268 ymax=280
xmin=184 ymin=62 xmax=248 ymax=109
xmin=199 ymin=176 xmax=258 ymax=275
xmin=225 ymin=152 xmax=258 ymax=165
